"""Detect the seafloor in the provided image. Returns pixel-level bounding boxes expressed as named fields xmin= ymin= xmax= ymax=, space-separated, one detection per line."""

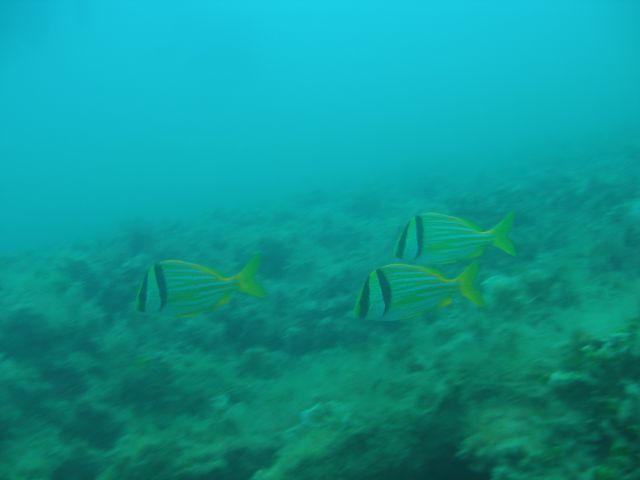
xmin=1 ymin=151 xmax=639 ymax=480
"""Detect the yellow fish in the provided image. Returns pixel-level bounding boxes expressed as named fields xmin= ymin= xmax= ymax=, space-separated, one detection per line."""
xmin=395 ymin=212 xmax=515 ymax=264
xmin=355 ymin=262 xmax=483 ymax=320
xmin=136 ymin=254 xmax=265 ymax=317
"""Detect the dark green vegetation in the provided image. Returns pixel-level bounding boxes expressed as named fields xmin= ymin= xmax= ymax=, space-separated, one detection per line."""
xmin=1 ymin=153 xmax=639 ymax=479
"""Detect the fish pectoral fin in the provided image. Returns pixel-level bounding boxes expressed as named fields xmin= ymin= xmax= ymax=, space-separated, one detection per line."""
xmin=215 ymin=294 xmax=233 ymax=308
xmin=438 ymin=297 xmax=453 ymax=308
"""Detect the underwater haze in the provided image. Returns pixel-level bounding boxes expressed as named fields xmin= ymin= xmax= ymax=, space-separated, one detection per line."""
xmin=1 ymin=1 xmax=640 ymax=479
xmin=1 ymin=0 xmax=640 ymax=249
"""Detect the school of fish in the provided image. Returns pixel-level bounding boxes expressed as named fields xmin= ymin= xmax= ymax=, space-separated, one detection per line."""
xmin=135 ymin=212 xmax=515 ymax=321
xmin=355 ymin=212 xmax=515 ymax=320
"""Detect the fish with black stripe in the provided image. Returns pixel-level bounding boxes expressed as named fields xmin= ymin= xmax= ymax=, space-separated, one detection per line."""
xmin=394 ymin=212 xmax=515 ymax=264
xmin=136 ymin=254 xmax=266 ymax=317
xmin=354 ymin=262 xmax=483 ymax=320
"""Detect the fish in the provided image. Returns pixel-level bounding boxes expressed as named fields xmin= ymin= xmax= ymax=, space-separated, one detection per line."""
xmin=136 ymin=254 xmax=266 ymax=317
xmin=394 ymin=212 xmax=515 ymax=264
xmin=354 ymin=262 xmax=483 ymax=320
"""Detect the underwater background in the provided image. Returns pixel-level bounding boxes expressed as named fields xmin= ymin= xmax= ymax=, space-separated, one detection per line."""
xmin=1 ymin=0 xmax=640 ymax=478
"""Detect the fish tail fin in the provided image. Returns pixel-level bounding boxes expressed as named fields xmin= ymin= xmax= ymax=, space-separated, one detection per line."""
xmin=491 ymin=212 xmax=516 ymax=256
xmin=457 ymin=262 xmax=484 ymax=306
xmin=235 ymin=254 xmax=266 ymax=298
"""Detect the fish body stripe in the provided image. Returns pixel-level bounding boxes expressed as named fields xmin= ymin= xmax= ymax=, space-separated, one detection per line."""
xmin=429 ymin=225 xmax=477 ymax=235
xmin=166 ymin=273 xmax=216 ymax=283
xmin=357 ymin=276 xmax=371 ymax=318
xmin=169 ymin=280 xmax=231 ymax=293
xmin=160 ymin=260 xmax=234 ymax=308
xmin=422 ymin=213 xmax=480 ymax=228
xmin=390 ymin=280 xmax=455 ymax=307
xmin=375 ymin=268 xmax=392 ymax=315
xmin=136 ymin=259 xmax=253 ymax=316
xmin=161 ymin=270 xmax=214 ymax=280
xmin=426 ymin=228 xmax=489 ymax=242
xmin=160 ymin=270 xmax=222 ymax=282
xmin=391 ymin=282 xmax=456 ymax=299
xmin=171 ymin=294 xmax=227 ymax=311
xmin=137 ymin=271 xmax=149 ymax=312
xmin=427 ymin=235 xmax=489 ymax=247
xmin=425 ymin=230 xmax=486 ymax=242
xmin=395 ymin=222 xmax=410 ymax=258
xmin=426 ymin=225 xmax=480 ymax=237
xmin=392 ymin=297 xmax=450 ymax=316
xmin=414 ymin=215 xmax=424 ymax=259
xmin=358 ymin=263 xmax=462 ymax=320
xmin=154 ymin=264 xmax=168 ymax=309
xmin=392 ymin=282 xmax=451 ymax=296
xmin=170 ymin=284 xmax=235 ymax=304
xmin=159 ymin=261 xmax=224 ymax=279
xmin=424 ymin=219 xmax=475 ymax=230
xmin=389 ymin=275 xmax=447 ymax=289
xmin=395 ymin=287 xmax=454 ymax=304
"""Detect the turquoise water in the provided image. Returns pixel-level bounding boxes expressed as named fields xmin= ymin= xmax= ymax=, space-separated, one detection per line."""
xmin=1 ymin=1 xmax=639 ymax=479
xmin=2 ymin=0 xmax=639 ymax=250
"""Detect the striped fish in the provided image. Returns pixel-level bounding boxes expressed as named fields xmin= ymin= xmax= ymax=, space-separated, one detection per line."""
xmin=136 ymin=254 xmax=265 ymax=317
xmin=394 ymin=212 xmax=515 ymax=264
xmin=354 ymin=262 xmax=483 ymax=320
